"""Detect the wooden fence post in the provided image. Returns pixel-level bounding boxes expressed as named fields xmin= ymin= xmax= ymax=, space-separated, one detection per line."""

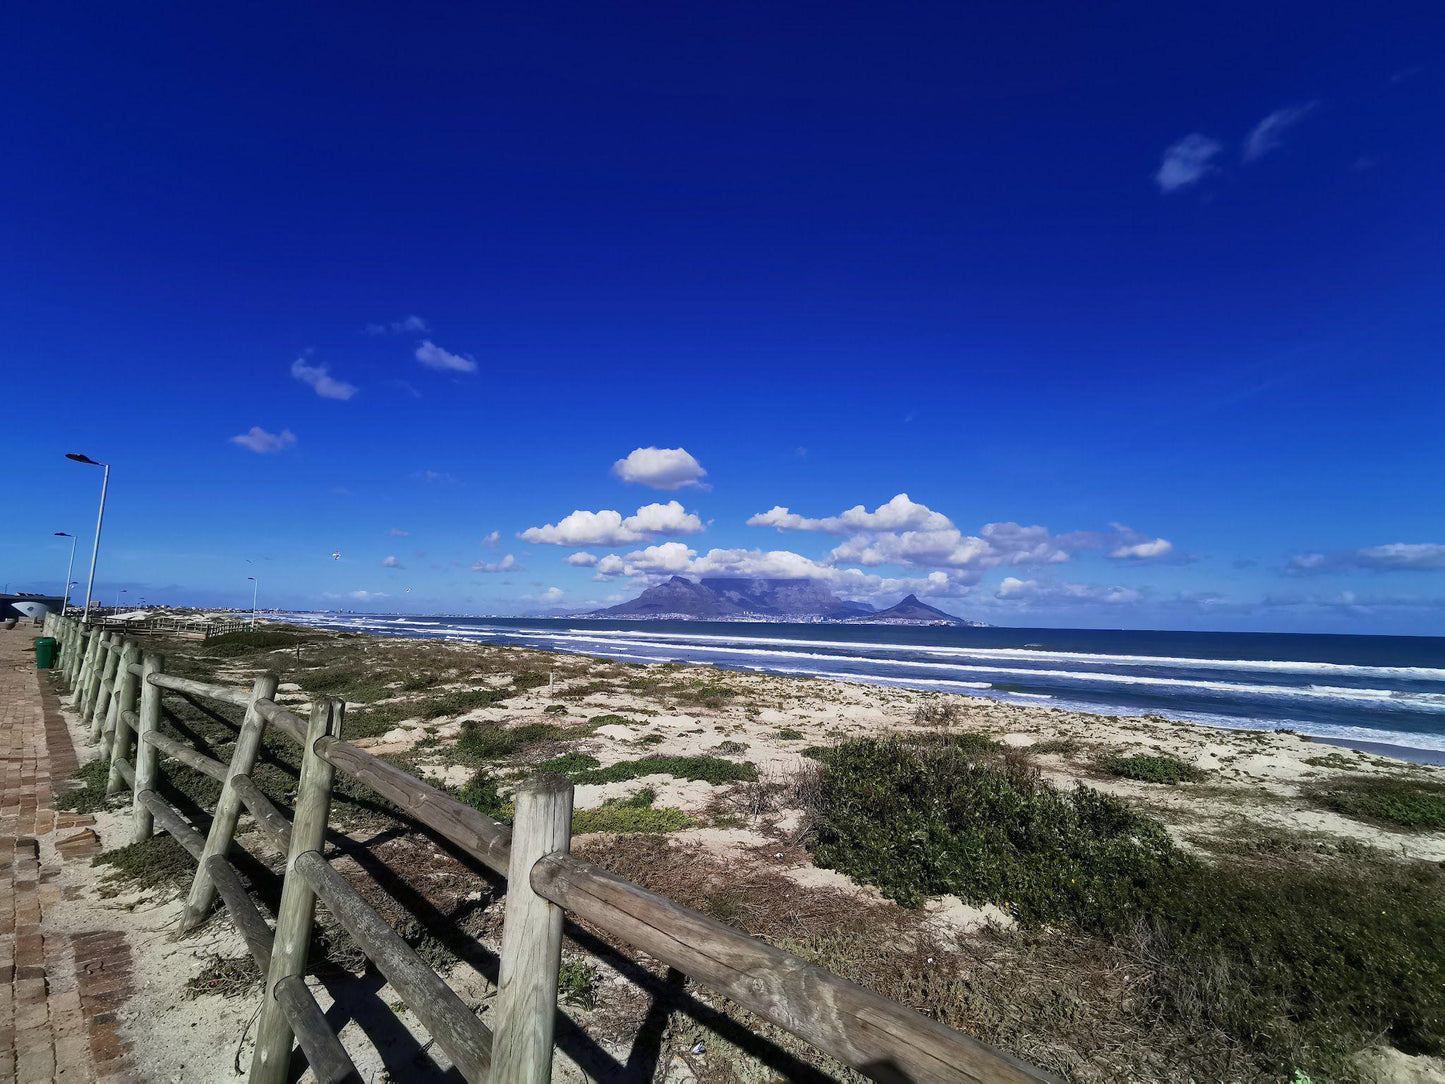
xmin=131 ymin=652 xmax=163 ymax=843
xmin=250 ymin=697 xmax=343 ymax=1084
xmin=90 ymin=635 xmax=121 ymax=737
xmin=493 ymin=773 xmax=574 ymax=1084
xmin=70 ymin=621 xmax=91 ymax=696
xmin=69 ymin=625 xmax=96 ymax=706
xmin=92 ymin=639 xmax=127 ymax=746
xmin=82 ymin=630 xmax=112 ymax=727
xmin=181 ymin=671 xmax=280 ymax=931
xmin=106 ymin=640 xmax=140 ymax=794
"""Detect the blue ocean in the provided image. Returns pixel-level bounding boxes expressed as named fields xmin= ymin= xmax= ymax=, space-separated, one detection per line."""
xmin=281 ymin=615 xmax=1445 ymax=761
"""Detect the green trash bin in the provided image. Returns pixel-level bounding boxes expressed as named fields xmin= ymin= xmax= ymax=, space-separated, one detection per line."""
xmin=35 ymin=637 xmax=58 ymax=670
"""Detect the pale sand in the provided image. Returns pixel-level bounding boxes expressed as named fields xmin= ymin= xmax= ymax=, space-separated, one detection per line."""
xmin=53 ymin=633 xmax=1445 ymax=1081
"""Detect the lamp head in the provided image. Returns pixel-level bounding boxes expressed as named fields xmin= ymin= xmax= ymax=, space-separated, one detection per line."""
xmin=65 ymin=453 xmax=103 ymax=466
xmin=54 ymin=531 xmax=72 ymax=538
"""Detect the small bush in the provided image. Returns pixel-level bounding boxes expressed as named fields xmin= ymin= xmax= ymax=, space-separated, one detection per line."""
xmin=570 ymin=755 xmax=757 ymax=786
xmin=557 ymin=958 xmax=600 ymax=1009
xmin=1031 ymin=737 xmax=1081 ymax=756
xmin=776 ymin=727 xmax=805 ymax=741
xmin=455 ymin=770 xmax=507 ymax=820
xmin=456 ymin=720 xmax=564 ymax=762
xmin=543 ymin=704 xmax=567 ymax=715
xmin=421 ymin=688 xmax=508 ymax=719
xmin=1306 ymin=776 xmax=1445 ymax=831
xmin=715 ymin=740 xmax=749 ymax=754
xmin=55 ymin=759 xmax=119 ymax=814
xmin=589 ymin=714 xmax=633 ymax=727
xmin=678 ymin=682 xmax=736 ymax=709
xmin=1103 ymin=754 xmax=1205 ymax=785
xmin=93 ymin=834 xmax=196 ymax=897
xmin=913 ymin=698 xmax=962 ymax=727
xmin=537 ymin=752 xmax=602 ymax=776
xmin=203 ymin=629 xmax=311 ymax=656
xmin=573 ymin=788 xmax=694 ymax=834
xmin=511 ymin=671 xmax=548 ymax=692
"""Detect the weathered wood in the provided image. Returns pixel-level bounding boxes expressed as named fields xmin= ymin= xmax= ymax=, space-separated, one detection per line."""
xmin=251 ymin=699 xmax=342 ymax=1084
xmin=253 ymin=698 xmax=307 ymax=744
xmin=126 ymin=661 xmax=143 ymax=678
xmin=138 ymin=790 xmax=206 ymax=860
xmin=90 ymin=632 xmax=121 ymax=735
xmin=105 ymin=641 xmax=140 ymax=794
xmin=315 ymin=736 xmax=511 ymax=875
xmin=114 ymin=758 xmax=134 ymax=787
xmin=92 ymin=636 xmax=126 ymax=745
xmin=493 ymin=774 xmax=573 ymax=1084
xmin=143 ymin=730 xmax=228 ymax=782
xmin=274 ymin=976 xmax=362 ymax=1084
xmin=146 ymin=671 xmax=253 ymax=708
xmin=232 ymin=775 xmax=293 ymax=854
xmin=132 ymin=653 xmax=164 ymax=843
xmin=69 ymin=626 xmax=98 ymax=707
xmin=81 ymin=630 xmax=111 ymax=723
xmin=183 ymin=672 xmax=279 ymax=931
xmin=206 ymin=855 xmax=276 ymax=972
xmin=531 ymin=855 xmax=1054 ymax=1084
xmin=296 ymin=850 xmax=493 ymax=1081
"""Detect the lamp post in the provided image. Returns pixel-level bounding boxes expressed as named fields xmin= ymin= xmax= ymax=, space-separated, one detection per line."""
xmin=247 ymin=576 xmax=258 ymax=629
xmin=115 ymin=588 xmax=128 ymax=611
xmin=54 ymin=532 xmax=77 ymax=614
xmin=65 ymin=453 xmax=109 ymax=624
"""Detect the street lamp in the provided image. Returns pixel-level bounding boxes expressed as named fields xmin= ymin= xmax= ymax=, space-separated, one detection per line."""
xmin=54 ymin=532 xmax=77 ymax=614
xmin=115 ymin=588 xmax=128 ymax=611
xmin=247 ymin=576 xmax=258 ymax=629
xmin=65 ymin=453 xmax=109 ymax=624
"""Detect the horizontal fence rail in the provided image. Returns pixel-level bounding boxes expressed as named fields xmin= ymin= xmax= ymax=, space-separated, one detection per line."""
xmin=41 ymin=612 xmax=1055 ymax=1084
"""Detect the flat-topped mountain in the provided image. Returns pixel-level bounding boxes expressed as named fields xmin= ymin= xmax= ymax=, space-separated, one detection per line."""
xmin=591 ymin=577 xmax=983 ymax=624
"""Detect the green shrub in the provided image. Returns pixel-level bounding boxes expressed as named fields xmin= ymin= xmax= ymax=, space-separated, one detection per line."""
xmin=1306 ymin=776 xmax=1445 ymax=831
xmin=543 ymin=704 xmax=567 ymax=715
xmin=55 ymin=759 xmax=119 ymax=814
xmin=557 ymin=958 xmax=600 ymax=1008
xmin=776 ymin=727 xmax=805 ymax=741
xmin=572 ymin=788 xmax=694 ymax=834
xmin=570 ymin=755 xmax=756 ymax=786
xmin=456 ymin=720 xmax=565 ymax=762
xmin=589 ymin=714 xmax=633 ymax=727
xmin=537 ymin=752 xmax=602 ymax=776
xmin=1103 ymin=753 xmax=1205 ymax=785
xmin=511 ymin=671 xmax=548 ymax=691
xmin=810 ymin=736 xmax=1184 ymax=921
xmin=203 ymin=629 xmax=312 ymax=656
xmin=715 ymin=740 xmax=748 ymax=755
xmin=455 ymin=770 xmax=507 ymax=820
xmin=807 ymin=734 xmax=1445 ymax=1073
xmin=420 ymin=688 xmax=508 ymax=719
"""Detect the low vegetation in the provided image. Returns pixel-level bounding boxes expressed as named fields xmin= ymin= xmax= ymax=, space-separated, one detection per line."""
xmin=547 ymin=753 xmax=757 ymax=786
xmin=54 ymin=758 xmax=119 ymax=814
xmin=572 ymin=788 xmax=694 ymax=834
xmin=1101 ymin=752 xmax=1206 ymax=785
xmin=1306 ymin=775 xmax=1445 ymax=831
xmin=807 ymin=734 xmax=1445 ymax=1076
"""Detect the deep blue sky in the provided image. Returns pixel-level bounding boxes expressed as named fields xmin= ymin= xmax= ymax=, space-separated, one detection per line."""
xmin=4 ymin=2 xmax=1443 ymax=633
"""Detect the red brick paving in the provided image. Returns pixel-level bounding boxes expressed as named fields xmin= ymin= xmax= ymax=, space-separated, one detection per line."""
xmin=2 ymin=627 xmax=127 ymax=1082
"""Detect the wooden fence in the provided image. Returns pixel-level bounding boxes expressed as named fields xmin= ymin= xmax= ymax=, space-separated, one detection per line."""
xmin=42 ymin=613 xmax=1054 ymax=1084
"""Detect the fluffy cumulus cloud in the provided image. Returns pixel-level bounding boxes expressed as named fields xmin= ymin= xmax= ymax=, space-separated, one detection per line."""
xmin=748 ymin=495 xmax=1165 ymax=572
xmin=472 ymin=554 xmax=519 ymax=573
xmin=230 ymin=426 xmax=297 ymax=454
xmin=1243 ymin=102 xmax=1317 ymax=162
xmin=611 ymin=447 xmax=708 ymax=491
xmin=565 ymin=552 xmax=599 ymax=567
xmin=542 ymin=587 xmax=564 ymax=603
xmin=588 ymin=541 xmax=977 ymax=600
xmin=381 ymin=555 xmax=404 ymax=569
xmin=415 ymin=340 xmax=477 ymax=373
xmin=519 ymin=501 xmax=703 ymax=546
xmin=994 ymin=577 xmax=1141 ymax=605
xmin=481 ymin=531 xmax=500 ymax=547
xmin=1155 ymin=133 xmax=1223 ymax=192
xmin=290 ymin=357 xmax=358 ymax=400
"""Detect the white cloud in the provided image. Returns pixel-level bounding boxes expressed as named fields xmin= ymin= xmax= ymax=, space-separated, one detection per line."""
xmin=748 ymin=493 xmax=952 ymax=534
xmin=1286 ymin=552 xmax=1331 ymax=574
xmin=230 ymin=426 xmax=297 ymax=454
xmin=542 ymin=587 xmax=564 ymax=603
xmin=519 ymin=500 xmax=704 ymax=546
xmin=1244 ymin=102 xmax=1317 ymax=162
xmin=995 ymin=577 xmax=1141 ymax=605
xmin=481 ymin=531 xmax=500 ymax=547
xmin=1155 ymin=133 xmax=1224 ymax=192
xmin=1110 ymin=537 xmax=1173 ymax=560
xmin=612 ymin=447 xmax=708 ymax=491
xmin=381 ymin=555 xmax=404 ymax=569
xmin=290 ymin=357 xmax=358 ymax=400
xmin=472 ymin=554 xmax=519 ymax=573
xmin=415 ymin=340 xmax=477 ymax=373
xmin=565 ymin=552 xmax=599 ymax=567
xmin=388 ymin=527 xmax=411 ymax=537
xmin=366 ymin=315 xmax=429 ymax=335
xmin=1354 ymin=543 xmax=1445 ymax=571
xmin=590 ymin=542 xmax=977 ymax=600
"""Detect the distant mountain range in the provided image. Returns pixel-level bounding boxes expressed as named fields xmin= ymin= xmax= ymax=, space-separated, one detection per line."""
xmin=590 ymin=576 xmax=984 ymax=625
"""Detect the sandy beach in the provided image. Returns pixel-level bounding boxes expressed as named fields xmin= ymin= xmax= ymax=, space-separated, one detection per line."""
xmin=48 ymin=625 xmax=1445 ymax=1082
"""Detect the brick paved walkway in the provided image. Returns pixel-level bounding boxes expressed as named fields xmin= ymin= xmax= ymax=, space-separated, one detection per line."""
xmin=1 ymin=626 xmax=130 ymax=1082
